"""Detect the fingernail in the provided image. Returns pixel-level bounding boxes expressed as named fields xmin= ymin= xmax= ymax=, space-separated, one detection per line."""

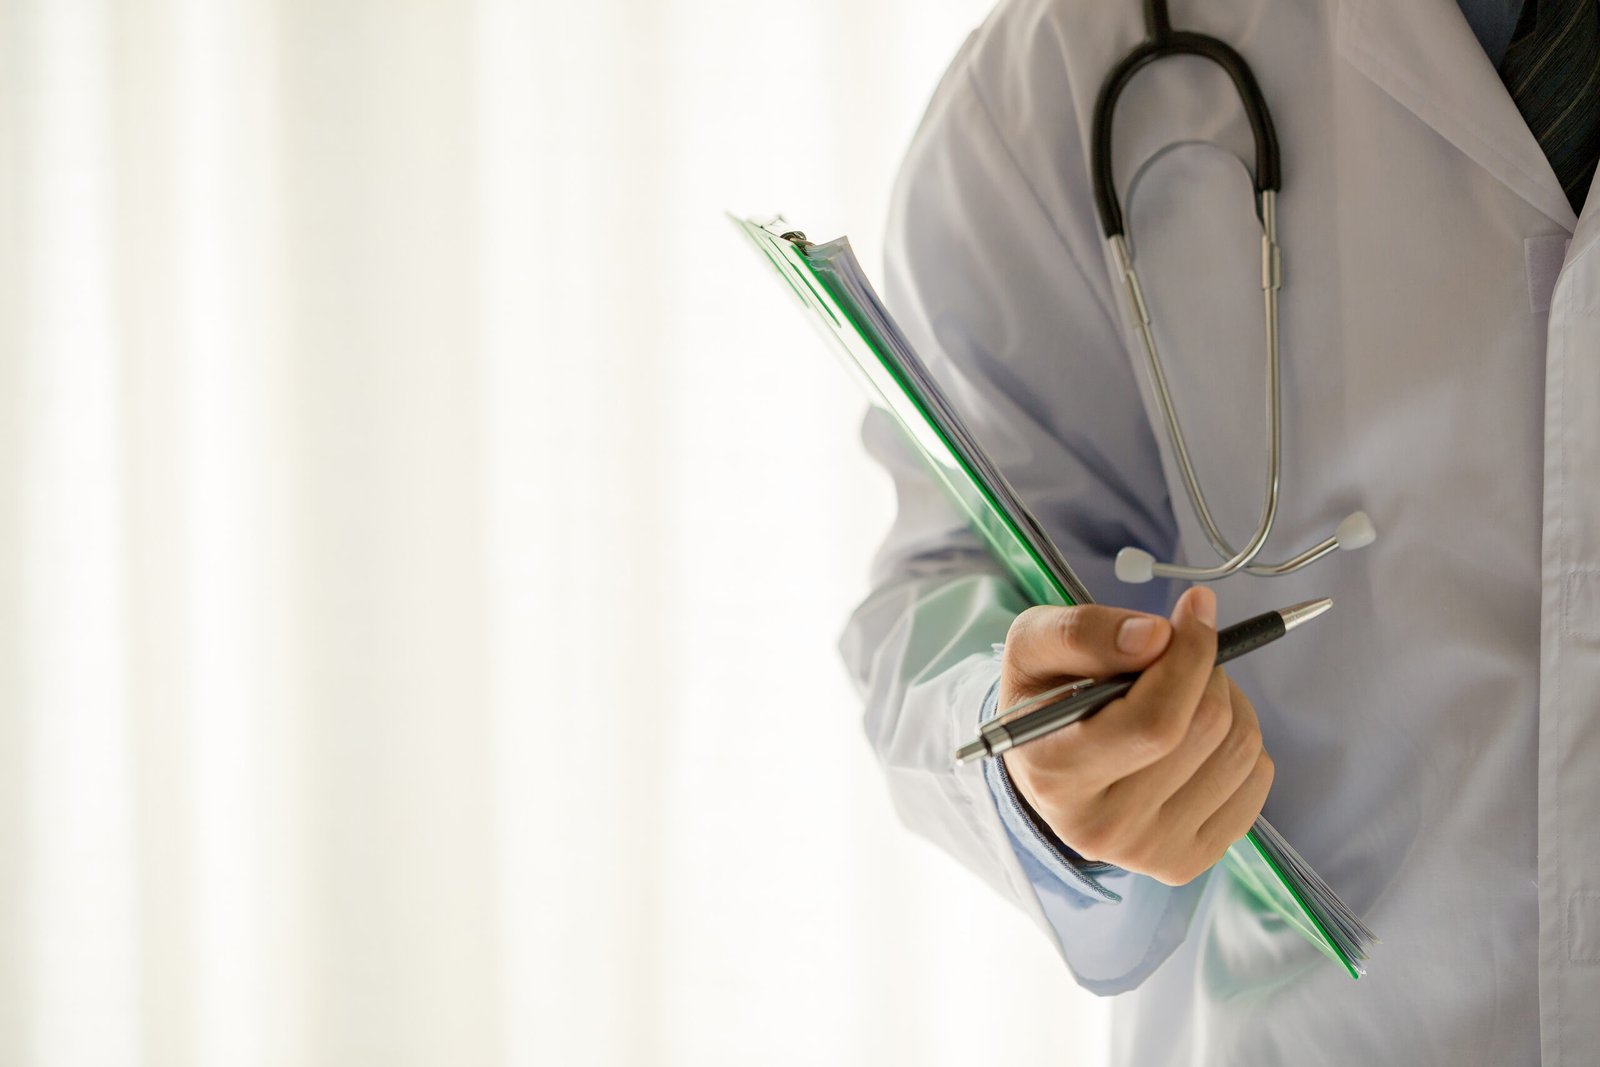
xmin=1189 ymin=587 xmax=1217 ymax=629
xmin=1117 ymin=616 xmax=1159 ymax=653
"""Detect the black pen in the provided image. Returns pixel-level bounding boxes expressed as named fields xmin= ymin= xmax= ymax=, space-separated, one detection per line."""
xmin=953 ymin=598 xmax=1333 ymax=764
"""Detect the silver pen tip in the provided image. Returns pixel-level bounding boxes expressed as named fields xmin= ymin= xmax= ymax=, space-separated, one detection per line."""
xmin=1279 ymin=597 xmax=1334 ymax=631
xmin=953 ymin=738 xmax=989 ymax=765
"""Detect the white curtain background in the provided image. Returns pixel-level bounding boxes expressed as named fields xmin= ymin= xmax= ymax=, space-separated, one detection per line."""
xmin=0 ymin=1 xmax=1111 ymax=1064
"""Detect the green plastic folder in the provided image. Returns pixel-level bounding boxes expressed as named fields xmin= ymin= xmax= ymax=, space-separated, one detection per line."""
xmin=736 ymin=214 xmax=1376 ymax=979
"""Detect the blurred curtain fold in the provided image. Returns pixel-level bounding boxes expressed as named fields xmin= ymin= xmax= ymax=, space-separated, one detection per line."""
xmin=0 ymin=0 xmax=1106 ymax=1064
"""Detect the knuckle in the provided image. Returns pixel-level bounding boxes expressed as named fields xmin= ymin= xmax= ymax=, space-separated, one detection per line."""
xmin=1242 ymin=715 xmax=1264 ymax=748
xmin=1190 ymin=821 xmax=1239 ymax=870
xmin=1176 ymin=620 xmax=1219 ymax=662
xmin=1245 ymin=752 xmax=1276 ymax=803
xmin=1191 ymin=694 xmax=1232 ymax=745
xmin=1219 ymin=713 xmax=1263 ymax=765
xmin=1054 ymin=607 xmax=1093 ymax=654
xmin=1194 ymin=818 xmax=1233 ymax=858
xmin=1006 ymin=606 xmax=1051 ymax=647
xmin=1127 ymin=712 xmax=1183 ymax=760
xmin=1122 ymin=722 xmax=1163 ymax=762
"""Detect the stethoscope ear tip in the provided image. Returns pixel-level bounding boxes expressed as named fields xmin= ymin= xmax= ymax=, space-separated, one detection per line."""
xmin=1115 ymin=546 xmax=1157 ymax=584
xmin=1334 ymin=511 xmax=1377 ymax=551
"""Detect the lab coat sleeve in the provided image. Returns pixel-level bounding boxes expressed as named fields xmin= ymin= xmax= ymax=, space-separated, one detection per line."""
xmin=836 ymin=43 xmax=1210 ymax=996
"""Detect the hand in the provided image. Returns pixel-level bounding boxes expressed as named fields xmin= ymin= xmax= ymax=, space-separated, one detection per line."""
xmin=997 ymin=586 xmax=1274 ymax=886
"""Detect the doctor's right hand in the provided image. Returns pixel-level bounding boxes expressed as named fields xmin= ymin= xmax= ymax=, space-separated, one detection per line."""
xmin=997 ymin=586 xmax=1274 ymax=887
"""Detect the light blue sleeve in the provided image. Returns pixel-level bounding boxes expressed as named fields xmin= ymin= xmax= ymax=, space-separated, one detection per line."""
xmin=978 ymin=674 xmax=1125 ymax=904
xmin=978 ymin=673 xmax=1212 ymax=996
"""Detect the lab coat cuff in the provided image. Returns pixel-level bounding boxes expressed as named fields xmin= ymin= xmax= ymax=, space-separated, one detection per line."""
xmin=979 ymin=673 xmax=1124 ymax=904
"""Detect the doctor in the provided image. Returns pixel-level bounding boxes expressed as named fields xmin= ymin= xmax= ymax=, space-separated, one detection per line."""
xmin=838 ymin=1 xmax=1600 ymax=1063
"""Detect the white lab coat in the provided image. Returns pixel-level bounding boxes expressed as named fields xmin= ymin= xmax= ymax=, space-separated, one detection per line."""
xmin=838 ymin=0 xmax=1600 ymax=1063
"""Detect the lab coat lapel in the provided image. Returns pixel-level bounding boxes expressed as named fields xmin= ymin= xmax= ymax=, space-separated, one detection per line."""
xmin=1337 ymin=0 xmax=1579 ymax=232
xmin=1570 ymin=182 xmax=1600 ymax=265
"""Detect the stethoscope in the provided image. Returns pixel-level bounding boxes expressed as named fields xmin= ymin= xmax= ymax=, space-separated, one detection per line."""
xmin=1092 ymin=0 xmax=1375 ymax=584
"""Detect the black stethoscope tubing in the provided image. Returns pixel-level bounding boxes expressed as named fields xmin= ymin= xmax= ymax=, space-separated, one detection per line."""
xmin=1090 ymin=0 xmax=1281 ymax=238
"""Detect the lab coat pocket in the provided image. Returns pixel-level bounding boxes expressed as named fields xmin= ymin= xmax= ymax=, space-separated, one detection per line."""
xmin=1120 ymin=141 xmax=1272 ymax=560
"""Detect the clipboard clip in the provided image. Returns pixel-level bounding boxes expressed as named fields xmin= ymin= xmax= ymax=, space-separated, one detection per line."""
xmin=754 ymin=215 xmax=811 ymax=249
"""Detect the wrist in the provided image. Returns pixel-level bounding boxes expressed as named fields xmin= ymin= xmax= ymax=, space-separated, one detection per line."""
xmin=1001 ymin=752 xmax=1113 ymax=872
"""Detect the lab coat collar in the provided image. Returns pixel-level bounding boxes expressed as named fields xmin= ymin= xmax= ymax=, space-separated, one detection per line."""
xmin=1338 ymin=0 xmax=1580 ymax=233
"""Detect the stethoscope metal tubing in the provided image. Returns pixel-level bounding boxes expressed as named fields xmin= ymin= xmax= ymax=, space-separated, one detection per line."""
xmin=1108 ymin=193 xmax=1288 ymax=581
xmin=1091 ymin=2 xmax=1370 ymax=583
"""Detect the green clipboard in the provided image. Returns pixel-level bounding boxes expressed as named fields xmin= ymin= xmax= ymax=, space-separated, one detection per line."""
xmin=734 ymin=216 xmax=1090 ymax=609
xmin=735 ymin=214 xmax=1375 ymax=978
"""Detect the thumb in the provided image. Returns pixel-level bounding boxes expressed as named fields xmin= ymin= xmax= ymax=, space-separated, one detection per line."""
xmin=1004 ymin=604 xmax=1173 ymax=687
